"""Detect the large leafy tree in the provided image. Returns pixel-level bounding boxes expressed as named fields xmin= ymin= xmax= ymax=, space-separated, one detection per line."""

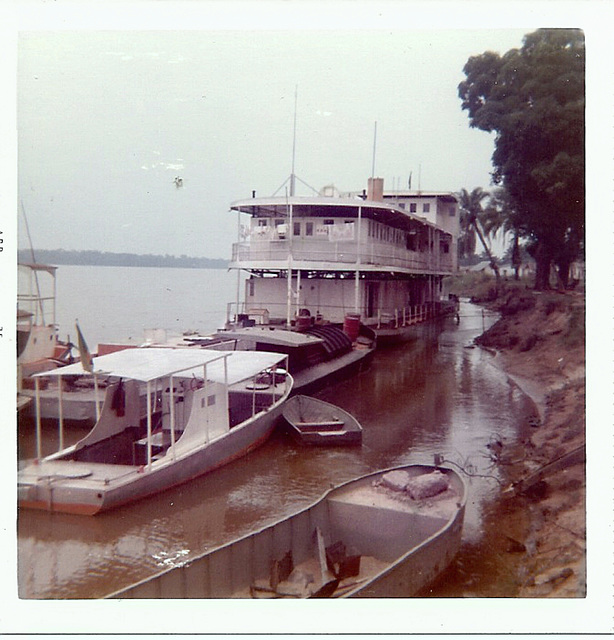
xmin=458 ymin=29 xmax=585 ymax=289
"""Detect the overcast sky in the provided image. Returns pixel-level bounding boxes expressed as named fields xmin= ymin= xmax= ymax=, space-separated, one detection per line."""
xmin=16 ymin=24 xmax=534 ymax=259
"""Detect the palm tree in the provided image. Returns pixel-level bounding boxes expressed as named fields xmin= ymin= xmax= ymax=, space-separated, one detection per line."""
xmin=457 ymin=187 xmax=500 ymax=290
xmin=482 ymin=188 xmax=522 ymax=280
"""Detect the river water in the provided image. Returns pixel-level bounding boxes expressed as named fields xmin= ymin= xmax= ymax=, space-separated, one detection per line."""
xmin=17 ymin=265 xmax=536 ymax=599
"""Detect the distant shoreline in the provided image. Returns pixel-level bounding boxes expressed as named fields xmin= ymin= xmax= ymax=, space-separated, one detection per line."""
xmin=17 ymin=249 xmax=228 ymax=270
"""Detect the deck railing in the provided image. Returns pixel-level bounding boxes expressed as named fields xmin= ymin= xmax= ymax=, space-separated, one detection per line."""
xmin=226 ymin=300 xmax=446 ymax=328
xmin=231 ymin=239 xmax=454 ymax=273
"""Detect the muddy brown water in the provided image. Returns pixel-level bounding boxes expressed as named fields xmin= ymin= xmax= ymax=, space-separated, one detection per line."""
xmin=17 ymin=301 xmax=537 ymax=598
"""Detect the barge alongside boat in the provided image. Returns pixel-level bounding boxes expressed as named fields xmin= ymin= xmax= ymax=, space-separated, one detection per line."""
xmin=107 ymin=464 xmax=466 ymax=598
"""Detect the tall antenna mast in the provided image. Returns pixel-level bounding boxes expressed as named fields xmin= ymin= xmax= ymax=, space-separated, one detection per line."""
xmin=20 ymin=200 xmax=45 ymax=322
xmin=371 ymin=121 xmax=377 ymax=178
xmin=290 ymin=85 xmax=298 ymax=197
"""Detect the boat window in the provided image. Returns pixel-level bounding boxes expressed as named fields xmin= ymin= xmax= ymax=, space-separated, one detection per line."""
xmin=410 ymin=203 xmax=417 ymax=213
xmin=449 ymin=206 xmax=456 ymax=217
xmin=207 ymin=394 xmax=216 ymax=406
xmin=293 ymin=222 xmax=301 ymax=236
xmin=257 ymin=218 xmax=268 ymax=227
xmin=423 ymin=203 xmax=430 ymax=213
xmin=323 ymin=219 xmax=334 ymax=226
xmin=306 ymin=222 xmax=314 ymax=236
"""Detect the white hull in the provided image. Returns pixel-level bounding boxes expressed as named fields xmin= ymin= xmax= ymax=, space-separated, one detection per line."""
xmin=18 ymin=348 xmax=293 ymax=515
xmin=18 ymin=398 xmax=287 ymax=515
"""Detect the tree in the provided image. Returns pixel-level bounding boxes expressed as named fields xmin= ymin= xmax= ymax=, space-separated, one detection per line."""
xmin=457 ymin=187 xmax=501 ymax=290
xmin=458 ymin=29 xmax=585 ymax=289
xmin=482 ymin=187 xmax=522 ymax=279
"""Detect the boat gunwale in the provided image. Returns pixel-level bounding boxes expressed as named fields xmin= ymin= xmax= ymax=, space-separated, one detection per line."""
xmin=283 ymin=395 xmax=363 ymax=443
xmin=105 ymin=463 xmax=466 ymax=599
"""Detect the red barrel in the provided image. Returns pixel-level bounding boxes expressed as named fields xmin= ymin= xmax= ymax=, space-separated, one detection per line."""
xmin=295 ymin=315 xmax=311 ymax=332
xmin=343 ymin=313 xmax=361 ymax=342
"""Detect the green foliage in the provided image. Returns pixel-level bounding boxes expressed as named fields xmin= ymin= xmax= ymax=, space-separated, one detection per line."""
xmin=459 ymin=29 xmax=585 ymax=289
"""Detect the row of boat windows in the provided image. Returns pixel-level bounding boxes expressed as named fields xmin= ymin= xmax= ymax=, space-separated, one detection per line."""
xmin=254 ymin=217 xmax=448 ymax=252
xmin=393 ymin=201 xmax=456 ymax=217
xmin=256 ymin=218 xmax=350 ymax=238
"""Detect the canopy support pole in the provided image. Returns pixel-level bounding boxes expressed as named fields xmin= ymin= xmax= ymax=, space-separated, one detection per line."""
xmin=252 ymin=375 xmax=256 ymax=417
xmin=204 ymin=365 xmax=209 ymax=442
xmin=35 ymin=377 xmax=42 ymax=461
xmin=94 ymin=374 xmax=101 ymax=422
xmin=354 ymin=206 xmax=362 ymax=313
xmin=58 ymin=378 xmax=64 ymax=451
xmin=286 ymin=196 xmax=293 ymax=328
xmin=170 ymin=376 xmax=176 ymax=459
xmin=286 ymin=259 xmax=293 ymax=328
xmin=296 ymin=269 xmax=301 ymax=318
xmin=146 ymin=381 xmax=152 ymax=470
xmin=236 ymin=209 xmax=241 ymax=324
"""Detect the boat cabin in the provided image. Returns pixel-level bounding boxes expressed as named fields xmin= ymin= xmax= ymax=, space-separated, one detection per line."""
xmin=29 ymin=348 xmax=290 ymax=468
xmin=227 ymin=178 xmax=458 ymax=328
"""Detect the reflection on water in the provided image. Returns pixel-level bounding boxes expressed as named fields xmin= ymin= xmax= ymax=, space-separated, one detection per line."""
xmin=18 ymin=302 xmax=536 ymax=598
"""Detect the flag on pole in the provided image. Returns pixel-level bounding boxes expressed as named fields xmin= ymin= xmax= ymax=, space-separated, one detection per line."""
xmin=76 ymin=321 xmax=94 ymax=373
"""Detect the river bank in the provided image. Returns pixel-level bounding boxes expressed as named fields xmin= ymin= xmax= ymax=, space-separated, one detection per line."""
xmin=474 ymin=286 xmax=586 ymax=597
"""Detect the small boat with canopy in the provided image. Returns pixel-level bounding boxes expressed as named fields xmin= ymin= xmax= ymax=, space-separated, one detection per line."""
xmin=18 ymin=347 xmax=292 ymax=515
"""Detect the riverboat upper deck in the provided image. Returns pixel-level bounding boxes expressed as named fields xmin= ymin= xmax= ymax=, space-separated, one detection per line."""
xmin=229 ymin=191 xmax=457 ymax=276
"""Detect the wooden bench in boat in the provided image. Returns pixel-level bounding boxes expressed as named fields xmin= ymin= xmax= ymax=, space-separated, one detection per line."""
xmin=294 ymin=419 xmax=344 ymax=432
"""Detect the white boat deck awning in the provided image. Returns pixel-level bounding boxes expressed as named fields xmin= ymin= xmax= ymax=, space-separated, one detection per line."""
xmin=217 ymin=327 xmax=323 ymax=347
xmin=34 ymin=348 xmax=287 ymax=385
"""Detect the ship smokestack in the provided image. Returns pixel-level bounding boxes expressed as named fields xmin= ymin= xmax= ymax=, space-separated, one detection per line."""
xmin=367 ymin=177 xmax=384 ymax=202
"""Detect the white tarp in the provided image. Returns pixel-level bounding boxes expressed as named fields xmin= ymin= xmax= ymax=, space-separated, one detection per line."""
xmin=35 ymin=348 xmax=287 ymax=385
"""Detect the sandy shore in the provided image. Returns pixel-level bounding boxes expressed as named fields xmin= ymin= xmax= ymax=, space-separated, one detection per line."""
xmin=475 ymin=288 xmax=586 ymax=597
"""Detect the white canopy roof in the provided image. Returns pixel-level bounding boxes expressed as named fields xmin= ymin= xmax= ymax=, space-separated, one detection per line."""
xmin=35 ymin=348 xmax=287 ymax=385
xmin=217 ymin=326 xmax=323 ymax=347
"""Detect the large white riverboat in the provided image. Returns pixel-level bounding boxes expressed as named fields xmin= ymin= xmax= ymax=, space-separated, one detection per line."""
xmin=225 ymin=177 xmax=459 ymax=344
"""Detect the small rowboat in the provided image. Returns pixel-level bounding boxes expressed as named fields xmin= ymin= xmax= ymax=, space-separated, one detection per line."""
xmin=282 ymin=395 xmax=362 ymax=446
xmin=107 ymin=464 xmax=466 ymax=599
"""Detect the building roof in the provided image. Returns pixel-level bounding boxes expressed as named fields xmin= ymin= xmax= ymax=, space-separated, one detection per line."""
xmin=382 ymin=191 xmax=458 ymax=202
